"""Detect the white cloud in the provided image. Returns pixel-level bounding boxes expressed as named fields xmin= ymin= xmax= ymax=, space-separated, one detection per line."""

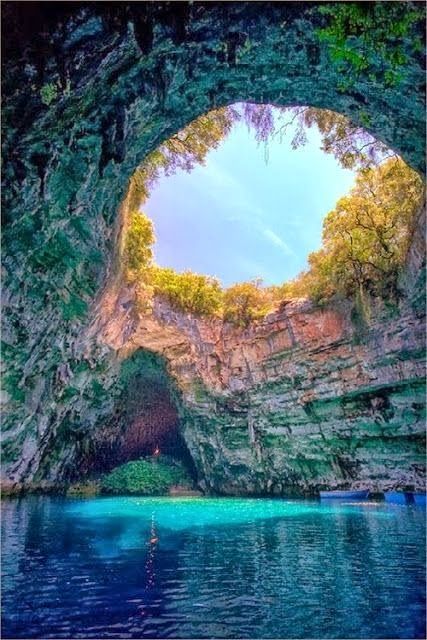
xmin=261 ymin=227 xmax=296 ymax=257
xmin=199 ymin=159 xmax=264 ymax=221
xmin=197 ymin=160 xmax=296 ymax=259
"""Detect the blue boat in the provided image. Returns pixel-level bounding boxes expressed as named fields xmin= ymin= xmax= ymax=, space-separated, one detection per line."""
xmin=384 ymin=491 xmax=412 ymax=505
xmin=412 ymin=493 xmax=426 ymax=507
xmin=319 ymin=490 xmax=370 ymax=500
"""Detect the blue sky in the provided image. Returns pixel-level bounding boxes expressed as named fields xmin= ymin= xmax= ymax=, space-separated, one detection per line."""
xmin=143 ymin=111 xmax=357 ymax=287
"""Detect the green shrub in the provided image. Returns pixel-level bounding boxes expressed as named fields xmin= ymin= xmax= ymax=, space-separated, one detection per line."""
xmin=152 ymin=266 xmax=223 ymax=316
xmin=223 ymin=280 xmax=273 ymax=327
xmin=124 ymin=211 xmax=155 ymax=278
xmin=316 ymin=2 xmax=423 ymax=88
xmin=101 ymin=457 xmax=193 ymax=495
xmin=40 ymin=82 xmax=58 ymax=106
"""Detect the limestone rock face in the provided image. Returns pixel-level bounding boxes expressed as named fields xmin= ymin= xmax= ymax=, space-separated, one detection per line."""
xmin=1 ymin=3 xmax=425 ymax=493
xmin=93 ymin=280 xmax=425 ymax=495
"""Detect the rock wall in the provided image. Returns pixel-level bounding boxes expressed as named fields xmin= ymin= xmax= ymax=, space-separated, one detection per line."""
xmin=91 ymin=267 xmax=425 ymax=495
xmin=1 ymin=3 xmax=425 ymax=492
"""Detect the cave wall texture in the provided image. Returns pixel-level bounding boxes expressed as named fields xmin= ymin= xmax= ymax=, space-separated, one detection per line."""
xmin=1 ymin=1 xmax=425 ymax=493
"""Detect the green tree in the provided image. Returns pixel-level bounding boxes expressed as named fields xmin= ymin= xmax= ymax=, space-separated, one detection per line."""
xmin=124 ymin=211 xmax=155 ymax=278
xmin=122 ymin=99 xmax=423 ymax=319
xmin=287 ymin=158 xmax=424 ymax=303
xmin=223 ymin=280 xmax=273 ymax=327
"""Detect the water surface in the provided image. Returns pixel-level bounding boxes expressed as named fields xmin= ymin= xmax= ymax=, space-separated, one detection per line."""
xmin=1 ymin=496 xmax=425 ymax=638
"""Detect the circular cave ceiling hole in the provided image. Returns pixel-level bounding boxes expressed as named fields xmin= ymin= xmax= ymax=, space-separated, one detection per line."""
xmin=142 ymin=103 xmax=387 ymax=287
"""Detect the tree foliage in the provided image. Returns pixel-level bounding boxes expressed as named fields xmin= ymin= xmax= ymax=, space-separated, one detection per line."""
xmin=316 ymin=2 xmax=424 ymax=89
xmin=223 ymin=280 xmax=274 ymax=327
xmin=101 ymin=457 xmax=192 ymax=495
xmin=127 ymin=99 xmax=399 ymax=218
xmin=128 ymin=106 xmax=239 ymax=211
xmin=151 ymin=266 xmax=223 ymax=316
xmin=123 ymin=158 xmax=422 ymax=320
xmin=284 ymin=158 xmax=424 ymax=303
xmin=124 ymin=211 xmax=155 ymax=278
xmin=277 ymin=106 xmax=391 ymax=170
xmin=122 ymin=91 xmax=423 ymax=324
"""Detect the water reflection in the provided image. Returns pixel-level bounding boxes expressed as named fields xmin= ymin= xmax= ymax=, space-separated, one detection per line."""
xmin=1 ymin=497 xmax=425 ymax=639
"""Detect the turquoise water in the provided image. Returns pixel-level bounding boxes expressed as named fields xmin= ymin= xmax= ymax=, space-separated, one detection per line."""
xmin=1 ymin=496 xmax=425 ymax=638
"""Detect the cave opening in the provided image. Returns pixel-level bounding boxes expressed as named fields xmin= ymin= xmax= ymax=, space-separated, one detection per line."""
xmin=143 ymin=102 xmax=360 ymax=287
xmin=117 ymin=100 xmax=422 ymax=325
xmin=83 ymin=349 xmax=197 ymax=481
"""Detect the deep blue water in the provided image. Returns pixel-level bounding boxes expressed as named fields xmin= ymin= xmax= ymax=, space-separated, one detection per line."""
xmin=1 ymin=496 xmax=425 ymax=639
